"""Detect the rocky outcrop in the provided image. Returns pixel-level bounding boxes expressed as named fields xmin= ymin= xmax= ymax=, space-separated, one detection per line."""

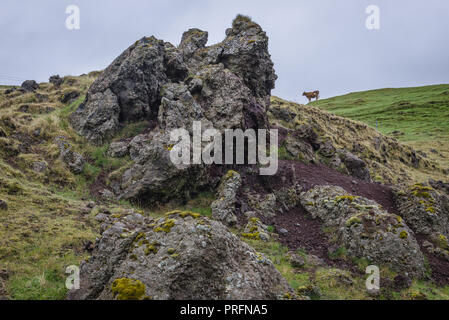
xmin=211 ymin=170 xmax=242 ymax=226
xmin=49 ymin=75 xmax=63 ymax=87
xmin=67 ymin=210 xmax=292 ymax=300
xmin=118 ymin=130 xmax=210 ymax=204
xmin=54 ymin=136 xmax=85 ymax=174
xmin=300 ymin=185 xmax=426 ymax=277
xmin=69 ymin=16 xmax=276 ymax=204
xmin=21 ymin=80 xmax=39 ymax=92
xmin=394 ymin=183 xmax=449 ymax=244
xmin=70 ymin=16 xmax=275 ymax=146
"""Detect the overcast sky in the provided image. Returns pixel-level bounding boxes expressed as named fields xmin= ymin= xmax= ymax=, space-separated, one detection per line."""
xmin=0 ymin=0 xmax=448 ymax=101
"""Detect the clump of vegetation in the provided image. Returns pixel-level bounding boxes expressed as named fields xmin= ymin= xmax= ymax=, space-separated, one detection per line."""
xmin=154 ymin=218 xmax=176 ymax=233
xmin=346 ymin=216 xmax=362 ymax=227
xmin=335 ymin=195 xmax=357 ymax=203
xmin=111 ymin=278 xmax=146 ymax=300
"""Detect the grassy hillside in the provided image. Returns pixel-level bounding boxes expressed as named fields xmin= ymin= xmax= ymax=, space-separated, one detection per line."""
xmin=310 ymin=85 xmax=449 ymax=169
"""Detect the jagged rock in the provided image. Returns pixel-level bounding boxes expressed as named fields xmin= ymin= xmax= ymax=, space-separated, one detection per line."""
xmin=67 ymin=210 xmax=292 ymax=300
xmin=21 ymin=80 xmax=39 ymax=92
xmin=107 ymin=141 xmax=129 ymax=158
xmin=0 ymin=200 xmax=7 ymax=211
xmin=300 ymin=185 xmax=426 ymax=277
xmin=69 ymin=17 xmax=276 ymax=203
xmin=219 ymin=16 xmax=277 ymax=105
xmin=54 ymin=136 xmax=85 ymax=174
xmin=70 ymin=36 xmax=168 ymax=145
xmin=342 ymin=152 xmax=371 ymax=182
xmin=178 ymin=28 xmax=208 ymax=59
xmin=70 ymin=89 xmax=120 ymax=145
xmin=119 ymin=131 xmax=209 ymax=203
xmin=211 ymin=170 xmax=242 ymax=227
xmin=394 ymin=183 xmax=449 ymax=237
xmin=49 ymin=75 xmax=63 ymax=87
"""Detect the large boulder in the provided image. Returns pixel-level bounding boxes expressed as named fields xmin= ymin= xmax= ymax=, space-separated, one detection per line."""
xmin=70 ymin=17 xmax=276 ymax=203
xmin=70 ymin=36 xmax=168 ymax=145
xmin=300 ymin=185 xmax=426 ymax=277
xmin=67 ymin=210 xmax=292 ymax=300
xmin=21 ymin=80 xmax=39 ymax=92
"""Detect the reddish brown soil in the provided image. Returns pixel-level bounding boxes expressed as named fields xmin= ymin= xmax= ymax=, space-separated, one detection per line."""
xmin=416 ymin=234 xmax=449 ymax=285
xmin=238 ymin=159 xmax=399 ymax=273
xmin=263 ymin=207 xmax=361 ymax=273
xmin=242 ymin=159 xmax=397 ymax=214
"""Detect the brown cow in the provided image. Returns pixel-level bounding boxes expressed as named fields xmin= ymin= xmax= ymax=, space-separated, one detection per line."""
xmin=302 ymin=90 xmax=320 ymax=103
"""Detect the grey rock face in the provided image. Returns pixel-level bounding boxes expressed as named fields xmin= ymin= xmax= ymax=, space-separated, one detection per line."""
xmin=54 ymin=136 xmax=85 ymax=174
xmin=220 ymin=17 xmax=277 ymax=105
xmin=394 ymin=184 xmax=449 ymax=239
xmin=119 ymin=130 xmax=209 ymax=203
xmin=69 ymin=89 xmax=120 ymax=145
xmin=211 ymin=170 xmax=242 ymax=227
xmin=300 ymin=185 xmax=426 ymax=277
xmin=67 ymin=210 xmax=292 ymax=300
xmin=343 ymin=152 xmax=371 ymax=182
xmin=69 ymin=17 xmax=276 ymax=203
xmin=70 ymin=37 xmax=168 ymax=145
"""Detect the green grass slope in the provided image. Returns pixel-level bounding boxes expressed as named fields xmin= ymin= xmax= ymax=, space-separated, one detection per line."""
xmin=310 ymin=85 xmax=449 ymax=169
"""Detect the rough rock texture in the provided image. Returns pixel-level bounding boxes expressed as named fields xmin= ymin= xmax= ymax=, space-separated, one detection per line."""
xmin=69 ymin=17 xmax=276 ymax=204
xmin=211 ymin=170 xmax=242 ymax=226
xmin=394 ymin=183 xmax=449 ymax=241
xmin=67 ymin=210 xmax=292 ymax=300
xmin=118 ymin=130 xmax=210 ymax=204
xmin=300 ymin=185 xmax=426 ymax=277
xmin=247 ymin=192 xmax=277 ymax=218
xmin=49 ymin=75 xmax=63 ymax=87
xmin=342 ymin=151 xmax=371 ymax=182
xmin=21 ymin=80 xmax=39 ymax=92
xmin=54 ymin=136 xmax=85 ymax=174
xmin=242 ymin=217 xmax=270 ymax=241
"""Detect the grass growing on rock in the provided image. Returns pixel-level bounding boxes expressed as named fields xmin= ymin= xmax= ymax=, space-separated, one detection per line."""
xmin=0 ymin=74 xmax=103 ymax=299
